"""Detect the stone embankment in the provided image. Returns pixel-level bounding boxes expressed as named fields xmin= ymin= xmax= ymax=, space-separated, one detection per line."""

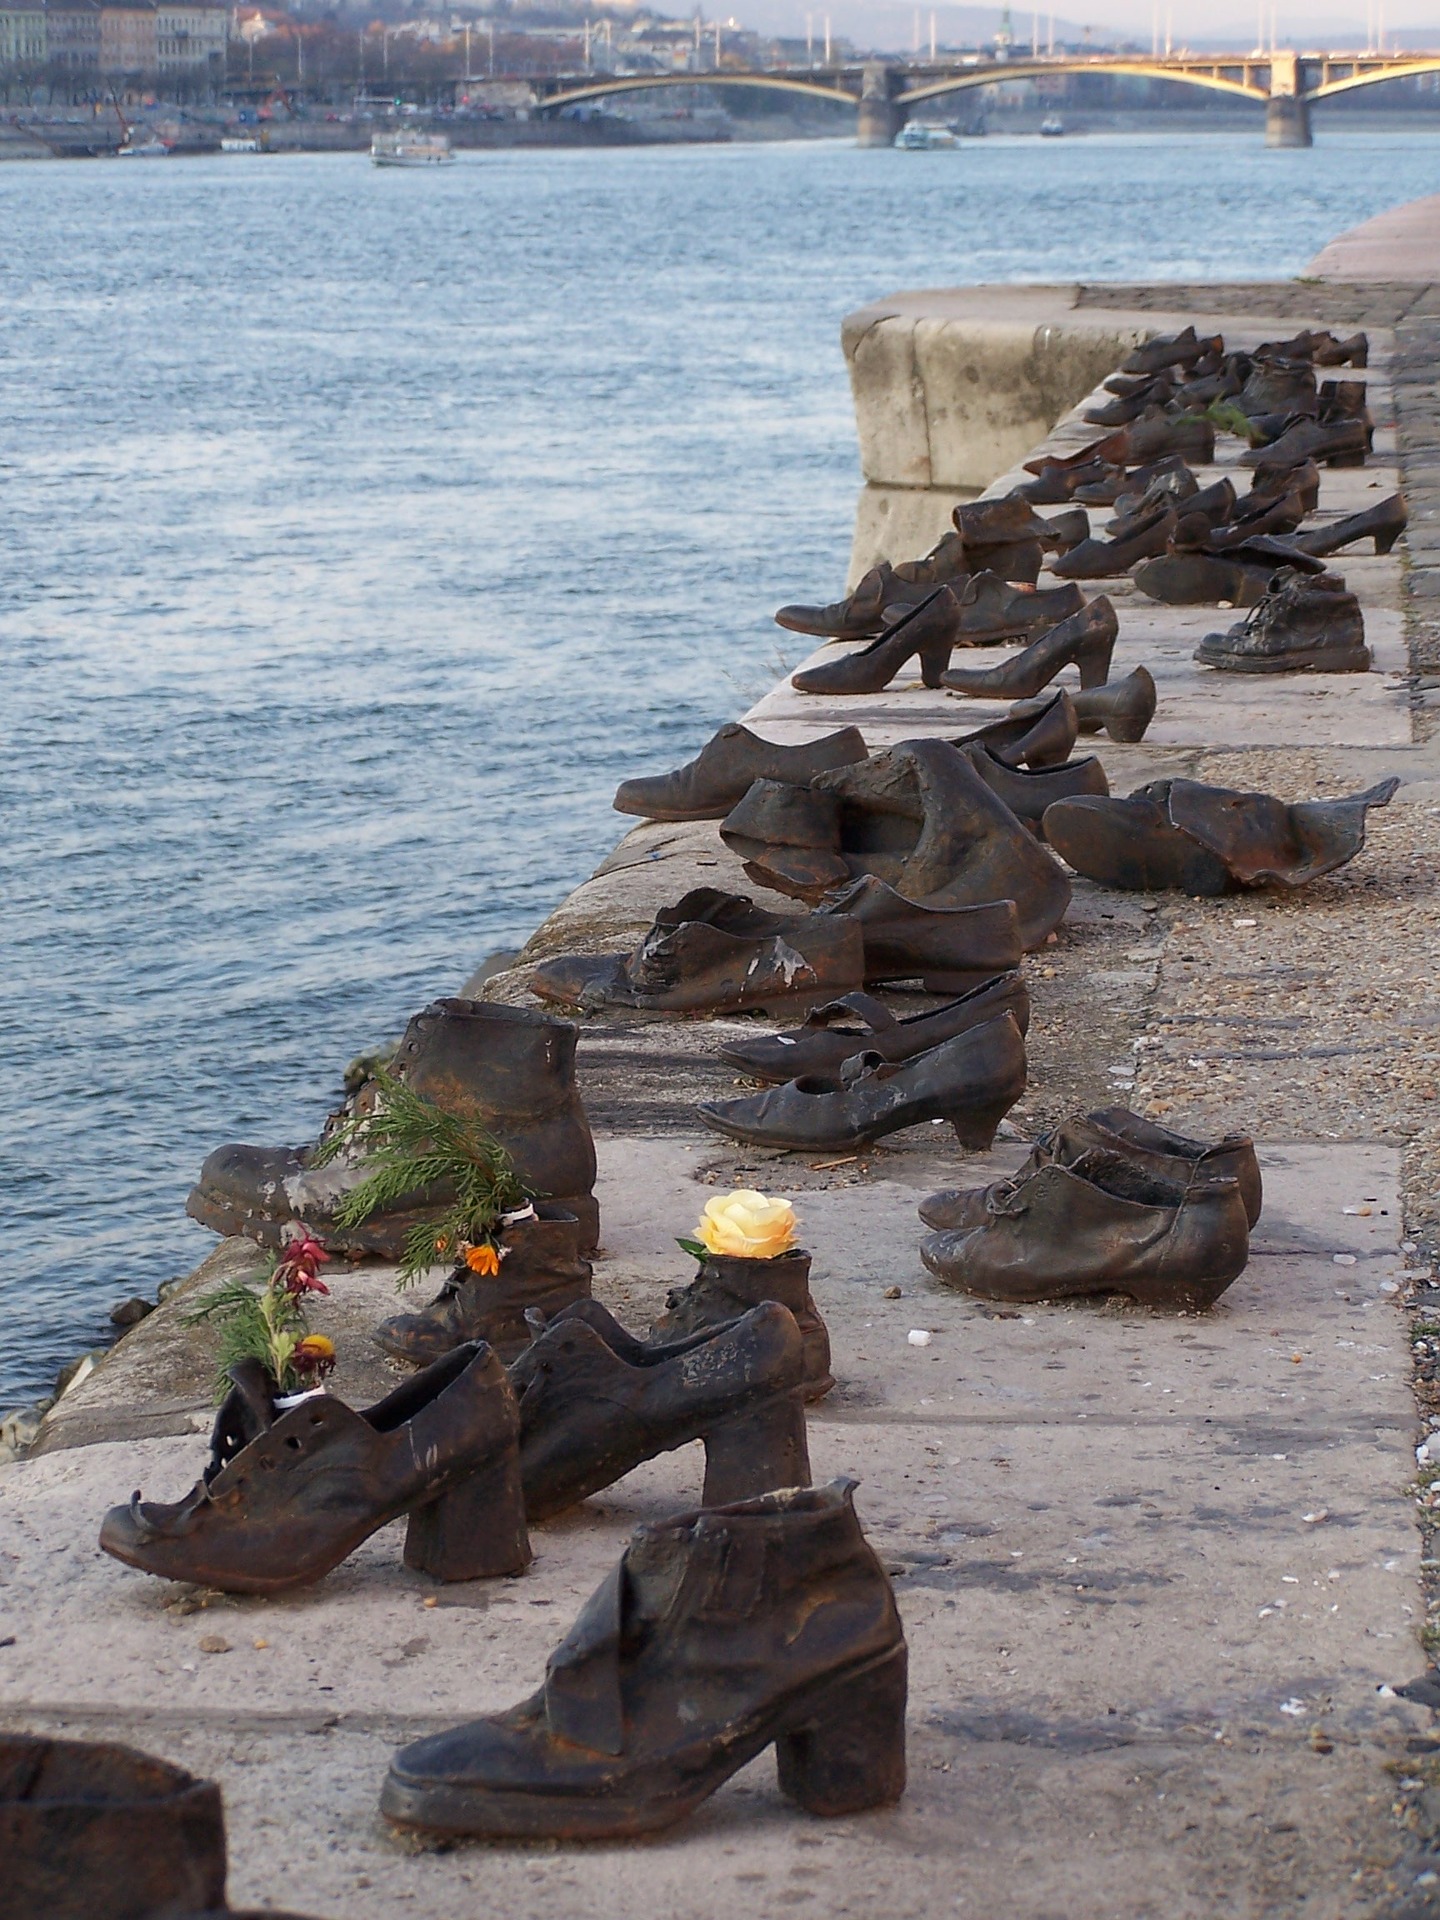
xmin=5 ymin=202 xmax=1440 ymax=1917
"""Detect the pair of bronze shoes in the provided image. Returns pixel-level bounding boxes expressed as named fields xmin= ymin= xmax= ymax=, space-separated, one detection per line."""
xmin=919 ymin=1107 xmax=1261 ymax=1310
xmin=100 ymin=1286 xmax=823 ymax=1596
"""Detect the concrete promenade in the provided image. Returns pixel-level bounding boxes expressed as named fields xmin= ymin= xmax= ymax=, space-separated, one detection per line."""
xmin=7 ymin=210 xmax=1440 ymax=1917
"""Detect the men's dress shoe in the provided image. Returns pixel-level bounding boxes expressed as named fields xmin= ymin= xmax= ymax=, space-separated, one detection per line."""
xmin=775 ymin=563 xmax=899 ymax=639
xmin=1293 ymin=493 xmax=1407 ymax=558
xmin=1013 ymin=667 xmax=1155 ymax=744
xmin=1023 ymin=430 xmax=1130 ymax=477
xmin=789 ymin=589 xmax=955 ymax=696
xmin=940 ymin=596 xmax=1118 ymax=699
xmin=1084 ymin=373 xmax=1175 ymax=426
xmin=1123 ymin=409 xmax=1215 ymax=465
xmin=719 ymin=777 xmax=850 ymax=897
xmin=380 ymin=1480 xmax=908 ymax=1840
xmin=697 ymin=1012 xmax=1027 ymax=1153
xmin=952 ymin=495 xmax=1081 ymax=551
xmin=919 ymin=1105 xmax=1262 ymax=1232
xmin=614 ymin=723 xmax=867 ymax=822
xmin=372 ymin=1206 xmax=592 ymax=1367
xmin=1119 ymin=325 xmax=1220 ymax=375
xmin=1241 ymin=416 xmax=1369 ymax=471
xmin=99 ymin=1343 xmax=532 ymax=1593
xmin=187 ymin=999 xmax=599 ymax=1256
xmin=529 ymin=889 xmax=864 ymax=1016
xmin=809 ymin=741 xmax=1072 ymax=948
xmin=512 ymin=1301 xmax=811 ymax=1516
xmin=1259 ymin=327 xmax=1367 ymax=367
xmin=950 ymin=688 xmax=1079 ymax=768
xmin=817 ymin=873 xmax=1022 ymax=992
xmin=883 ymin=572 xmax=1085 ymax=651
xmin=1131 ymin=551 xmax=1276 ymax=608
xmin=963 ymin=745 xmax=1109 ymax=838
xmin=1104 ymin=463 xmax=1202 ymax=532
xmin=1049 ymin=505 xmax=1177 ymax=578
xmin=920 ymin=1154 xmax=1251 ymax=1309
xmin=649 ymin=1246 xmax=834 ymax=1400
xmin=717 ymin=974 xmax=1030 ymax=1086
xmin=1042 ymin=775 xmax=1399 ymax=894
xmin=1018 ymin=457 xmax=1118 ymax=503
xmin=1194 ymin=569 xmax=1369 ymax=673
xmin=1074 ymin=453 xmax=1190 ymax=507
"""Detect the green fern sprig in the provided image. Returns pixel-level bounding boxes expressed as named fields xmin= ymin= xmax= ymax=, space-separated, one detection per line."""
xmin=313 ymin=1068 xmax=531 ymax=1286
xmin=186 ymin=1263 xmax=303 ymax=1401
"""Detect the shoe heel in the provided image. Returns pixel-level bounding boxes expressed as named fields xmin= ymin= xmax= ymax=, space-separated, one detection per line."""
xmin=1075 ymin=634 xmax=1115 ymax=691
xmin=1105 ymin=710 xmax=1148 ymax=744
xmin=1376 ymin=527 xmax=1401 ymax=555
xmin=403 ymin=1448 xmax=532 ymax=1583
xmin=948 ymin=1095 xmax=1016 ymax=1153
xmin=776 ymin=1646 xmax=908 ymax=1816
xmin=702 ymin=1389 xmax=811 ymax=1507
xmin=919 ymin=638 xmax=952 ymax=690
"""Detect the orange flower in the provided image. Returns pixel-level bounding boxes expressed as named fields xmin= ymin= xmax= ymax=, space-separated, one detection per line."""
xmin=464 ymin=1242 xmax=501 ymax=1276
xmin=291 ymin=1335 xmax=337 ymax=1379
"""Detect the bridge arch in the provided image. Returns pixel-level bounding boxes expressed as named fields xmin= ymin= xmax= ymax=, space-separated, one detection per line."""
xmin=535 ymin=72 xmax=858 ymax=113
xmin=1307 ymin=56 xmax=1440 ymax=100
xmin=897 ymin=58 xmax=1267 ymax=108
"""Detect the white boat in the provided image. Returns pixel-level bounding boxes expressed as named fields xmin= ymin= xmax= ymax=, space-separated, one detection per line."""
xmin=221 ymin=135 xmax=261 ymax=154
xmin=371 ymin=132 xmax=454 ymax=167
xmin=894 ymin=122 xmax=960 ymax=150
xmin=117 ymin=137 xmax=169 ymax=157
xmin=1039 ymin=115 xmax=1065 ymax=136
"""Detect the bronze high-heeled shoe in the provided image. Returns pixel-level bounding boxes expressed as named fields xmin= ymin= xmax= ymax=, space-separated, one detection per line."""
xmin=940 ymin=596 xmax=1117 ymax=699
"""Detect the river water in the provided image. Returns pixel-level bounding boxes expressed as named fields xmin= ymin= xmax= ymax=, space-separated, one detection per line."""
xmin=3 ymin=129 xmax=1439 ymax=1404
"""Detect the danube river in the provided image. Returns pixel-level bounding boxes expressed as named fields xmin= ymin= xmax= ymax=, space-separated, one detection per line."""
xmin=3 ymin=130 xmax=1439 ymax=1403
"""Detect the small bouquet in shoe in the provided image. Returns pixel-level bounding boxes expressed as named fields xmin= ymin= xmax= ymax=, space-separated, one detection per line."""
xmin=679 ymin=1190 xmax=798 ymax=1264
xmin=313 ymin=1067 xmax=531 ymax=1288
xmin=187 ymin=1230 xmax=337 ymax=1404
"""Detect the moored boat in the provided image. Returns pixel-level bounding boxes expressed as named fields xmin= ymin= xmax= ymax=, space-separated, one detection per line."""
xmin=371 ymin=131 xmax=455 ymax=167
xmin=894 ymin=122 xmax=960 ymax=150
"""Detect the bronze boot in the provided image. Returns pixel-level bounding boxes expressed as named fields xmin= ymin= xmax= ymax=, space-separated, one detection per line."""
xmin=380 ymin=1480 xmax=907 ymax=1841
xmin=187 ymin=1000 xmax=599 ymax=1255
xmin=650 ymin=1248 xmax=834 ymax=1401
xmin=372 ymin=1206 xmax=593 ymax=1367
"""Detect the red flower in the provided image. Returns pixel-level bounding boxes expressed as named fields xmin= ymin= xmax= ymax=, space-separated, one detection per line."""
xmin=275 ymin=1231 xmax=331 ymax=1298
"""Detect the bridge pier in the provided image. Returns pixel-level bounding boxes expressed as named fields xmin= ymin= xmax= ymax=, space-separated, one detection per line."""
xmin=1265 ymin=91 xmax=1312 ymax=146
xmin=857 ymin=60 xmax=904 ymax=147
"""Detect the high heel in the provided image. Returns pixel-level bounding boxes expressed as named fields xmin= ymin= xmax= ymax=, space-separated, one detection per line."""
xmin=940 ymin=596 xmax=1117 ymax=700
xmin=702 ymin=1389 xmax=811 ymax=1506
xmin=775 ymin=1645 xmax=909 ymax=1816
xmin=1294 ymin=492 xmax=1407 ymax=558
xmin=790 ymin=589 xmax=953 ymax=697
xmin=1047 ymin=665 xmax=1157 ymax=743
xmin=404 ymin=1444 xmax=532 ymax=1582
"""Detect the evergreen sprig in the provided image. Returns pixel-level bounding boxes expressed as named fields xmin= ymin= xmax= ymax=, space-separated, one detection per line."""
xmin=186 ymin=1264 xmax=302 ymax=1401
xmin=314 ymin=1068 xmax=530 ymax=1286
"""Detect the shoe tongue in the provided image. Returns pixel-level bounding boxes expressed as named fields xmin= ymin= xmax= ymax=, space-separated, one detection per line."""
xmin=205 ymin=1357 xmax=279 ymax=1482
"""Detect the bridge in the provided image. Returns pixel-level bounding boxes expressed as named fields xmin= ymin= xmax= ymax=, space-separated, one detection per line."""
xmin=533 ymin=48 xmax=1440 ymax=148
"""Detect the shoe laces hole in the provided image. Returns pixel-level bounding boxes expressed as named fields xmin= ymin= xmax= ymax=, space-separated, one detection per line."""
xmin=285 ymin=1434 xmax=303 ymax=1451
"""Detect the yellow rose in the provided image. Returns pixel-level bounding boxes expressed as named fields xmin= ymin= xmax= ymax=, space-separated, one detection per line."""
xmin=696 ymin=1190 xmax=797 ymax=1261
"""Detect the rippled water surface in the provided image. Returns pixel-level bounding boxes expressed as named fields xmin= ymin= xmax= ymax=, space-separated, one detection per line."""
xmin=3 ymin=129 xmax=1440 ymax=1401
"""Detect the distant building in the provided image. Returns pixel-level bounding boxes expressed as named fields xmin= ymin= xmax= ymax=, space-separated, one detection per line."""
xmin=99 ymin=0 xmax=157 ymax=73
xmin=155 ymin=0 xmax=225 ymax=71
xmin=46 ymin=0 xmax=102 ymax=71
xmin=0 ymin=4 xmax=47 ymax=66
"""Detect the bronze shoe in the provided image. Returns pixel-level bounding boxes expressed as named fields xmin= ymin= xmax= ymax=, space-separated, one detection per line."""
xmin=613 ymin=722 xmax=868 ymax=822
xmin=950 ymin=688 xmax=1079 ymax=768
xmin=817 ymin=872 xmax=1022 ymax=992
xmin=99 ymin=1343 xmax=532 ymax=1593
xmin=939 ymin=596 xmax=1118 ymax=699
xmin=919 ymin=1105 xmax=1262 ymax=1233
xmin=775 ymin=563 xmax=899 ymax=639
xmin=529 ymin=888 xmax=864 ymax=1016
xmin=921 ymin=1154 xmax=1251 ymax=1309
xmin=1013 ymin=667 xmax=1155 ymax=744
xmin=963 ymin=743 xmax=1109 ymax=838
xmin=1049 ymin=505 xmax=1177 ymax=579
xmin=380 ymin=1480 xmax=907 ymax=1840
xmin=718 ymin=975 xmax=1028 ymax=1088
xmin=789 ymin=589 xmax=956 ymax=696
xmin=1194 ymin=568 xmax=1369 ymax=674
xmin=650 ymin=1247 xmax=834 ymax=1400
xmin=187 ymin=1000 xmax=599 ymax=1257
xmin=513 ymin=1301 xmax=812 ymax=1515
xmin=1042 ymin=775 xmax=1399 ymax=894
xmin=698 ymin=1011 xmax=1027 ymax=1153
xmin=372 ymin=1205 xmax=593 ymax=1367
